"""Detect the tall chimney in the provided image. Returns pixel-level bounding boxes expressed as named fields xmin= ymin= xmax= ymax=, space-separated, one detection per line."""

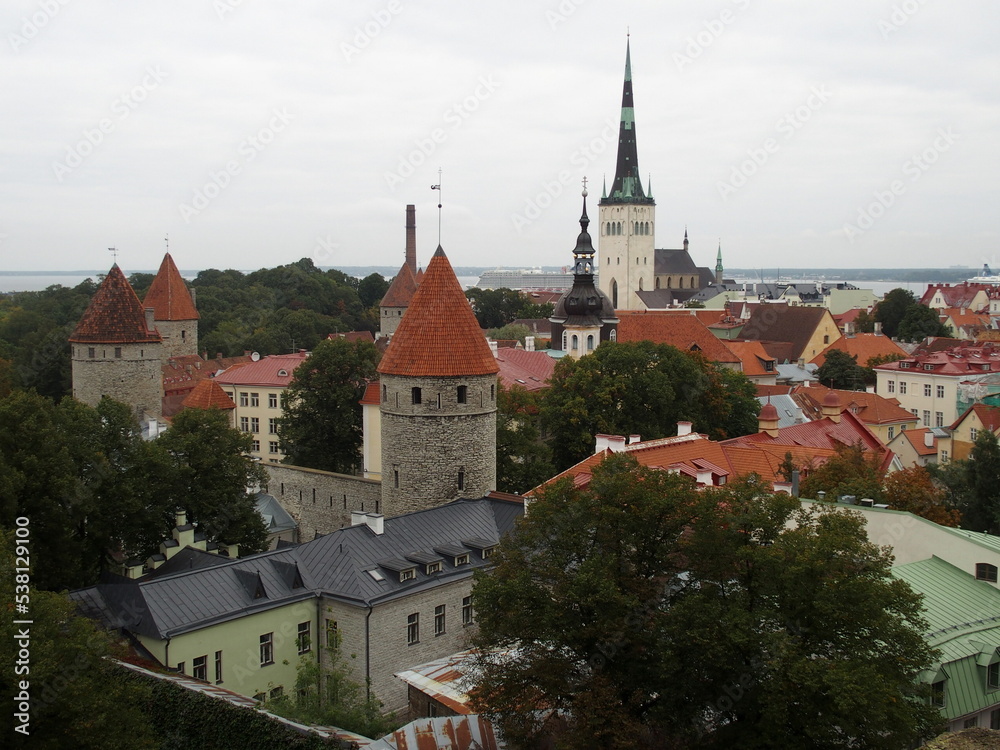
xmin=405 ymin=204 xmax=416 ymax=274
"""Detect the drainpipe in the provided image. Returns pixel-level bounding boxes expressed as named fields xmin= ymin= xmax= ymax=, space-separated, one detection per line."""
xmin=364 ymin=604 xmax=374 ymax=701
xmin=164 ymin=636 xmax=171 ymax=670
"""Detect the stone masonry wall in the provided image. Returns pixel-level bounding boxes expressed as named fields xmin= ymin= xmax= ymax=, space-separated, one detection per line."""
xmin=319 ymin=576 xmax=478 ymax=715
xmin=380 ymin=373 xmax=497 ymax=518
xmin=71 ymin=341 xmax=163 ymax=421
xmin=264 ymin=464 xmax=381 ymax=540
xmin=154 ymin=319 xmax=198 ymax=360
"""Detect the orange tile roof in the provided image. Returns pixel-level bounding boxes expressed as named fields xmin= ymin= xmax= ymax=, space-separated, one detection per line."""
xmin=69 ymin=264 xmax=162 ymax=344
xmin=495 ymin=349 xmax=556 ymax=392
xmin=143 ymin=253 xmax=199 ymax=321
xmin=951 ymin=403 xmax=1000 ymax=432
xmin=899 ymin=427 xmax=937 ymax=457
xmin=359 ymin=381 xmax=380 ymax=406
xmin=378 ymin=247 xmax=499 ymax=378
xmin=181 ymin=379 xmax=236 ymax=410
xmin=792 ymin=385 xmax=916 ymax=426
xmin=810 ymin=333 xmax=908 ymax=368
xmin=725 ymin=340 xmax=776 ymax=377
xmin=380 ymin=262 xmax=419 ymax=308
xmin=616 ymin=311 xmax=739 ymax=364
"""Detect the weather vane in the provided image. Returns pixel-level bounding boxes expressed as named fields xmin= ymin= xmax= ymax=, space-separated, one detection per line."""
xmin=165 ymin=234 xmax=169 ymax=253
xmin=582 ymin=176 xmax=588 ymax=196
xmin=108 ymin=246 xmax=119 ymax=263
xmin=430 ymin=169 xmax=442 ymax=246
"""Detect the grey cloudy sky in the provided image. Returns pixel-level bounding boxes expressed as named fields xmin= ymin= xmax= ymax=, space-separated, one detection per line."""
xmin=2 ymin=0 xmax=998 ymax=275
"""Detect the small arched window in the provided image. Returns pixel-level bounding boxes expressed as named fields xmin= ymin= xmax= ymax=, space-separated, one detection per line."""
xmin=587 ymin=334 xmax=595 ymax=351
xmin=976 ymin=563 xmax=998 ymax=582
xmin=610 ymin=329 xmax=617 ymax=342
xmin=571 ymin=335 xmax=579 ymax=351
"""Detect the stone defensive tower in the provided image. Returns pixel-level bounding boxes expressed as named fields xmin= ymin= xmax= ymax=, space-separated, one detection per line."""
xmin=379 ymin=205 xmax=420 ymax=339
xmin=377 ymin=246 xmax=499 ymax=517
xmin=143 ymin=253 xmax=199 ymax=359
xmin=69 ymin=264 xmax=163 ymax=422
xmin=599 ymin=39 xmax=656 ymax=310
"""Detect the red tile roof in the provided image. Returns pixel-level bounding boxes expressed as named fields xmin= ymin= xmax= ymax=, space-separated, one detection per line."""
xmin=810 ymin=333 xmax=907 ymax=369
xmin=495 ymin=349 xmax=556 ymax=392
xmin=162 ymin=353 xmax=254 ymax=397
xmin=380 ymin=262 xmax=419 ymax=308
xmin=920 ymin=282 xmax=993 ymax=309
xmin=181 ymin=379 xmax=236 ymax=411
xmin=378 ymin=247 xmax=499 ymax=378
xmin=143 ymin=254 xmax=199 ymax=321
xmin=215 ymin=352 xmax=309 ymax=387
xmin=792 ymin=385 xmax=916 ymax=426
xmin=950 ymin=403 xmax=1000 ymax=432
xmin=899 ymin=427 xmax=937 ymax=457
xmin=616 ymin=311 xmax=740 ymax=364
xmin=725 ymin=340 xmax=777 ymax=377
xmin=359 ymin=381 xmax=380 ymax=406
xmin=69 ymin=264 xmax=162 ymax=344
xmin=874 ymin=344 xmax=1000 ymax=377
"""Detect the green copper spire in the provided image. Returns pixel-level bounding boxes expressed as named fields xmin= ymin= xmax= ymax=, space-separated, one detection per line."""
xmin=603 ymin=38 xmax=653 ymax=206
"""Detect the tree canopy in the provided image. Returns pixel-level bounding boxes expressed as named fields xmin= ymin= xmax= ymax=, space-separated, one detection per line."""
xmin=814 ymin=349 xmax=868 ymax=390
xmin=874 ymin=288 xmax=948 ymax=342
xmin=495 ymin=383 xmax=555 ymax=495
xmin=540 ymin=341 xmax=759 ymax=471
xmin=278 ymin=336 xmax=380 ymax=474
xmin=471 ymin=454 xmax=941 ymax=749
xmin=932 ymin=430 xmax=1000 ymax=533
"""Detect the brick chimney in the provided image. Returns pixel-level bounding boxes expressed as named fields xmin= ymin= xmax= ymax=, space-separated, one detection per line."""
xmin=405 ymin=204 xmax=416 ymax=274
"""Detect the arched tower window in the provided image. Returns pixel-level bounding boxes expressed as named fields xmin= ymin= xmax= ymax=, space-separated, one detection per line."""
xmin=679 ymin=277 xmax=685 ymax=289
xmin=638 ymin=278 xmax=644 ymax=291
xmin=571 ymin=335 xmax=579 ymax=351
xmin=610 ymin=328 xmax=617 ymax=342
xmin=655 ymin=277 xmax=661 ymax=289
xmin=611 ymin=279 xmax=618 ymax=308
xmin=411 ymin=387 xmax=422 ymax=404
xmin=562 ymin=331 xmax=568 ymax=350
xmin=587 ymin=334 xmax=595 ymax=351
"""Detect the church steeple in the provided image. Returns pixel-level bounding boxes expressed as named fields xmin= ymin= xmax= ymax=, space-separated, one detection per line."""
xmin=716 ymin=241 xmax=724 ymax=284
xmin=572 ymin=184 xmax=596 ymax=279
xmin=604 ymin=39 xmax=653 ymax=205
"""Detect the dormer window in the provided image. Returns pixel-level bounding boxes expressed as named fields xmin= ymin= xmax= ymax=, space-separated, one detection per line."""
xmin=976 ymin=563 xmax=998 ymax=582
xmin=482 ymin=547 xmax=495 ymax=560
xmin=278 ymin=369 xmax=288 ymax=377
xmin=426 ymin=562 xmax=441 ymax=575
xmin=400 ymin=569 xmax=416 ymax=583
xmin=455 ymin=554 xmax=470 ymax=566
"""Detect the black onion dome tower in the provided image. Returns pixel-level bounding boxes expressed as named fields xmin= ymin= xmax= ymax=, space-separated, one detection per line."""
xmin=550 ymin=184 xmax=619 ymax=358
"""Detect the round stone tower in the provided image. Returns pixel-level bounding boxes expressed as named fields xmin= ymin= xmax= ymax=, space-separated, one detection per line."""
xmin=378 ymin=245 xmax=499 ymax=517
xmin=69 ymin=264 xmax=163 ymax=422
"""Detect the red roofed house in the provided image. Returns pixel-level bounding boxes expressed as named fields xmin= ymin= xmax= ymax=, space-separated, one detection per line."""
xmin=874 ymin=343 xmax=1000 ymax=429
xmin=69 ymin=264 xmax=163 ymax=422
xmin=616 ymin=310 xmax=741 ymax=369
xmin=180 ymin=378 xmax=237 ymax=421
xmin=380 ymin=205 xmax=421 ymax=339
xmin=142 ymin=253 xmax=199 ymax=359
xmin=921 ymin=282 xmax=992 ymax=312
xmin=887 ymin=427 xmax=940 ymax=469
xmin=378 ymin=245 xmax=499 ymax=516
xmin=215 ymin=352 xmax=309 ymax=463
xmin=725 ymin=340 xmax=778 ymax=384
xmin=739 ymin=304 xmax=843 ymax=364
xmin=810 ymin=331 xmax=908 ymax=371
xmin=792 ymin=384 xmax=918 ymax=445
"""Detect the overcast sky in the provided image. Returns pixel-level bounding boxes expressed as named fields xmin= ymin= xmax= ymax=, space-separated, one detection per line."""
xmin=2 ymin=1 xmax=998 ymax=275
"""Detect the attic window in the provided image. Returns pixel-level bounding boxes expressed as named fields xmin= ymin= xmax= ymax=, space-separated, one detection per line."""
xmin=976 ymin=563 xmax=998 ymax=583
xmin=455 ymin=554 xmax=470 ymax=566
xmin=400 ymin=569 xmax=416 ymax=583
xmin=482 ymin=547 xmax=495 ymax=560
xmin=426 ymin=562 xmax=441 ymax=575
xmin=923 ymin=364 xmax=933 ymax=371
xmin=277 ymin=369 xmax=288 ymax=377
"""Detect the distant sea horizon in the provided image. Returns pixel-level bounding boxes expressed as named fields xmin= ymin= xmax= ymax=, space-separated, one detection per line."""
xmin=0 ymin=266 xmax=983 ymax=295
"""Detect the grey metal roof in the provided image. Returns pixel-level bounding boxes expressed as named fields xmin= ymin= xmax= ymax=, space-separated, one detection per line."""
xmin=255 ymin=491 xmax=297 ymax=534
xmin=756 ymin=394 xmax=806 ymax=428
xmin=71 ymin=497 xmax=523 ymax=639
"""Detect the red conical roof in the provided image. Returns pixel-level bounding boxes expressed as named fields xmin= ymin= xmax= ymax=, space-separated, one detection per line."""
xmin=380 ymin=262 xmax=419 ymax=308
xmin=181 ymin=379 xmax=236 ymax=411
xmin=143 ymin=253 xmax=199 ymax=321
xmin=69 ymin=265 xmax=162 ymax=344
xmin=378 ymin=247 xmax=499 ymax=378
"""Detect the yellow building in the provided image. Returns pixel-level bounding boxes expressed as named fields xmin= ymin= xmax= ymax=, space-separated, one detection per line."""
xmin=215 ymin=352 xmax=309 ymax=463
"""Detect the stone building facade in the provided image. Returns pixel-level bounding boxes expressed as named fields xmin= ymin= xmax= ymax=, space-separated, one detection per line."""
xmin=143 ymin=253 xmax=200 ymax=360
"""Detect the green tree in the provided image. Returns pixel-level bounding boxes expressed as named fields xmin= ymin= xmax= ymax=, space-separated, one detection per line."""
xmin=958 ymin=430 xmax=1000 ymax=533
xmin=814 ymin=349 xmax=867 ymax=390
xmin=799 ymin=442 xmax=885 ymax=502
xmin=541 ymin=341 xmax=757 ymax=471
xmin=874 ymin=288 xmax=916 ymax=338
xmin=153 ymin=407 xmax=269 ymax=555
xmin=278 ymin=337 xmax=379 ymax=474
xmin=897 ymin=304 xmax=950 ymax=343
xmin=264 ymin=631 xmax=395 ymax=739
xmin=0 ymin=528 xmax=158 ymax=749
xmin=471 ymin=456 xmax=941 ymax=749
xmin=883 ymin=465 xmax=961 ymax=527
xmin=357 ymin=272 xmax=390 ymax=309
xmin=486 ymin=323 xmax=532 ymax=344
xmin=496 ymin=383 xmax=555 ymax=494
xmin=465 ymin=288 xmax=525 ymax=329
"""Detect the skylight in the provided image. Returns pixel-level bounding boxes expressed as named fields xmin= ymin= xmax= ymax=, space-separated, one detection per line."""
xmin=367 ymin=569 xmax=385 ymax=582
